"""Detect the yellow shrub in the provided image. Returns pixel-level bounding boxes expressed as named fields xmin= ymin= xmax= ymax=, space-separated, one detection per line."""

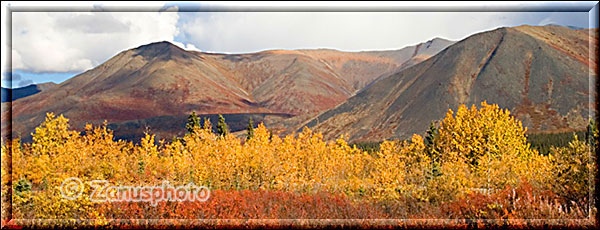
xmin=433 ymin=101 xmax=553 ymax=201
xmin=550 ymin=135 xmax=594 ymax=203
xmin=7 ymin=107 xmax=560 ymax=219
xmin=369 ymin=135 xmax=431 ymax=200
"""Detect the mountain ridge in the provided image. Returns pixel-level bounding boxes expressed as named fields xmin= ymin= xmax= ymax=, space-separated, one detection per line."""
xmin=3 ymin=38 xmax=454 ymax=141
xmin=305 ymin=25 xmax=597 ymax=142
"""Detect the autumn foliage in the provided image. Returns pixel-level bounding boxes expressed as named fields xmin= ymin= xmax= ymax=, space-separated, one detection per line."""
xmin=1 ymin=102 xmax=596 ymax=228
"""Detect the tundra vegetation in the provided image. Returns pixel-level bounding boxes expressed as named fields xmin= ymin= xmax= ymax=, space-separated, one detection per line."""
xmin=1 ymin=102 xmax=597 ymax=228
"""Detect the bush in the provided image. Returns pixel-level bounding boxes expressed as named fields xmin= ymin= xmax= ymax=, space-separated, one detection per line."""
xmin=430 ymin=101 xmax=553 ymax=202
xmin=550 ymin=134 xmax=594 ymax=206
xmin=98 ymin=189 xmax=387 ymax=219
xmin=443 ymin=181 xmax=588 ymax=219
xmin=3 ymin=107 xmax=591 ymax=225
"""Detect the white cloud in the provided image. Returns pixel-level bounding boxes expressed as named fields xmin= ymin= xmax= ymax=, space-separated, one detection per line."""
xmin=11 ymin=49 xmax=24 ymax=70
xmin=18 ymin=79 xmax=33 ymax=87
xmin=172 ymin=41 xmax=202 ymax=52
xmin=178 ymin=11 xmax=589 ymax=54
xmin=7 ymin=8 xmax=589 ymax=74
xmin=11 ymin=11 xmax=181 ymax=73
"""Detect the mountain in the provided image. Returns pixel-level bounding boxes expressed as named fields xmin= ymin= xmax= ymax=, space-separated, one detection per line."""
xmin=362 ymin=38 xmax=456 ymax=71
xmin=544 ymin=23 xmax=584 ymax=30
xmin=2 ymin=39 xmax=453 ymax=141
xmin=1 ymin=83 xmax=57 ymax=102
xmin=305 ymin=25 xmax=598 ymax=142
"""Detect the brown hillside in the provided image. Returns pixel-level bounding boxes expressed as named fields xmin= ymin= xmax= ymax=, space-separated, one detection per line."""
xmin=306 ymin=25 xmax=597 ymax=142
xmin=3 ymin=39 xmax=453 ymax=141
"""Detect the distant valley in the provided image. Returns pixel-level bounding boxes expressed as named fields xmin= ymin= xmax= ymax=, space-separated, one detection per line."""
xmin=1 ymin=82 xmax=56 ymax=103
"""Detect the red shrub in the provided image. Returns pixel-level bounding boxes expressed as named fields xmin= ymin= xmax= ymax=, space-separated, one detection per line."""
xmin=97 ymin=189 xmax=388 ymax=220
xmin=442 ymin=181 xmax=588 ymax=220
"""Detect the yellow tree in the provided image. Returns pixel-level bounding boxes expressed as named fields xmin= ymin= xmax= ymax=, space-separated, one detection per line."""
xmin=550 ymin=134 xmax=594 ymax=204
xmin=432 ymin=101 xmax=553 ymax=201
xmin=370 ymin=134 xmax=430 ymax=200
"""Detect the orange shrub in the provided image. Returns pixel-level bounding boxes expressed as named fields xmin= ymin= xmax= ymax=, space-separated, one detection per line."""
xmin=97 ymin=189 xmax=387 ymax=219
xmin=442 ymin=180 xmax=588 ymax=220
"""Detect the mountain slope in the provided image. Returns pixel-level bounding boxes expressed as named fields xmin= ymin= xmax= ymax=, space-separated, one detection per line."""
xmin=3 ymin=39 xmax=453 ymax=141
xmin=306 ymin=25 xmax=598 ymax=142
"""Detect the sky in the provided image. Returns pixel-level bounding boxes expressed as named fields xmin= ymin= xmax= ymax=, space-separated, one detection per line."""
xmin=1 ymin=1 xmax=598 ymax=88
